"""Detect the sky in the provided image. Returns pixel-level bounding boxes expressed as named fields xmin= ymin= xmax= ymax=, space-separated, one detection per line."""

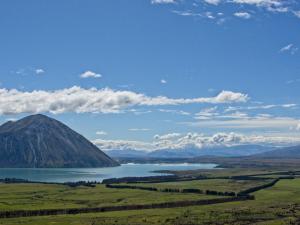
xmin=0 ymin=0 xmax=300 ymax=151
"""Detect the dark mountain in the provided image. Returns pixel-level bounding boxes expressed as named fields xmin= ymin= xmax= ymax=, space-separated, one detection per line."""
xmin=105 ymin=145 xmax=275 ymax=159
xmin=0 ymin=114 xmax=119 ymax=168
xmin=251 ymin=145 xmax=300 ymax=159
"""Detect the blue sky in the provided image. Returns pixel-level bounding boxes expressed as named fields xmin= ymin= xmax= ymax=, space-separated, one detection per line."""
xmin=0 ymin=0 xmax=300 ymax=151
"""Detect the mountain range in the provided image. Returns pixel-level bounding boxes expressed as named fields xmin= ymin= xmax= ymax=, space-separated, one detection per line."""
xmin=105 ymin=144 xmax=276 ymax=159
xmin=250 ymin=145 xmax=300 ymax=159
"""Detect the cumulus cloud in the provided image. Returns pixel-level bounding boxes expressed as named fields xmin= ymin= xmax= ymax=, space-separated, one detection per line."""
xmin=234 ymin=12 xmax=252 ymax=19
xmin=94 ymin=132 xmax=300 ymax=151
xmin=161 ymin=79 xmax=167 ymax=84
xmin=80 ymin=71 xmax=102 ymax=79
xmin=0 ymin=86 xmax=248 ymax=115
xmin=35 ymin=69 xmax=45 ymax=75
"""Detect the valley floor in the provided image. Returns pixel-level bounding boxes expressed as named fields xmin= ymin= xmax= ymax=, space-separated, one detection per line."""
xmin=0 ymin=165 xmax=299 ymax=225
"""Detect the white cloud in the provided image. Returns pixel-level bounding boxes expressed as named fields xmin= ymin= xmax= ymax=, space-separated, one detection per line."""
xmin=0 ymin=87 xmax=248 ymax=115
xmin=296 ymin=123 xmax=300 ymax=131
xmin=204 ymin=11 xmax=216 ymax=19
xmin=279 ymin=44 xmax=298 ymax=54
xmin=188 ymin=115 xmax=300 ymax=130
xmin=154 ymin=133 xmax=182 ymax=140
xmin=220 ymin=111 xmax=249 ymax=119
xmin=231 ymin=0 xmax=282 ymax=8
xmin=234 ymin=12 xmax=252 ymax=19
xmin=168 ymin=0 xmax=297 ymax=21
xmin=151 ymin=0 xmax=176 ymax=4
xmin=80 ymin=71 xmax=102 ymax=79
xmin=14 ymin=67 xmax=45 ymax=76
xmin=204 ymin=0 xmax=221 ymax=5
xmin=286 ymin=79 xmax=300 ymax=84
xmin=96 ymin=131 xmax=107 ymax=135
xmin=161 ymin=79 xmax=167 ymax=84
xmin=224 ymin=103 xmax=297 ymax=112
xmin=280 ymin=44 xmax=293 ymax=52
xmin=5 ymin=118 xmax=17 ymax=122
xmin=129 ymin=109 xmax=153 ymax=115
xmin=159 ymin=109 xmax=191 ymax=116
xmin=172 ymin=10 xmax=202 ymax=17
xmin=94 ymin=139 xmax=155 ymax=152
xmin=213 ymin=90 xmax=249 ymax=103
xmin=94 ymin=131 xmax=300 ymax=151
xmin=35 ymin=69 xmax=45 ymax=75
xmin=231 ymin=0 xmax=291 ymax=13
xmin=128 ymin=128 xmax=151 ymax=131
xmin=195 ymin=106 xmax=219 ymax=120
xmin=293 ymin=11 xmax=300 ymax=18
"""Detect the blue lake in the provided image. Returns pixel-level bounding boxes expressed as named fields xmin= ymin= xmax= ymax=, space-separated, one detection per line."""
xmin=0 ymin=163 xmax=217 ymax=183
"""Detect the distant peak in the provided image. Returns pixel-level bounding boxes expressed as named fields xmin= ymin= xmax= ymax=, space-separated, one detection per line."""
xmin=28 ymin=114 xmax=50 ymax=119
xmin=22 ymin=114 xmax=54 ymax=122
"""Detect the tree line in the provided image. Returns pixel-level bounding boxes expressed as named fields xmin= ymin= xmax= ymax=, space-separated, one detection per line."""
xmin=0 ymin=195 xmax=254 ymax=219
xmin=105 ymin=184 xmax=237 ymax=197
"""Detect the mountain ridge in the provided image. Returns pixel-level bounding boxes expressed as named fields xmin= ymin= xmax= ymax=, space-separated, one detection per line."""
xmin=250 ymin=145 xmax=300 ymax=159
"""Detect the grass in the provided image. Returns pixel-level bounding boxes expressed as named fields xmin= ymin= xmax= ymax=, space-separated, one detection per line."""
xmin=0 ymin=173 xmax=299 ymax=224
xmin=0 ymin=183 xmax=216 ymax=211
xmin=132 ymin=178 xmax=271 ymax=193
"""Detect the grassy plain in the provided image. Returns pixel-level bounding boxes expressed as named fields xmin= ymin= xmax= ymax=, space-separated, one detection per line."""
xmin=0 ymin=166 xmax=299 ymax=225
xmin=132 ymin=178 xmax=271 ymax=193
xmin=0 ymin=178 xmax=299 ymax=225
xmin=0 ymin=183 xmax=215 ymax=211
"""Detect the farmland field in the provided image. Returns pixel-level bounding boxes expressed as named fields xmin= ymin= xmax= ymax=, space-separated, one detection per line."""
xmin=0 ymin=183 xmax=217 ymax=211
xmin=0 ymin=169 xmax=299 ymax=225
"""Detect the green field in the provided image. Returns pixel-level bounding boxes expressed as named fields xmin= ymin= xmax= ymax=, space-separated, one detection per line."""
xmin=0 ymin=178 xmax=299 ymax=225
xmin=0 ymin=183 xmax=216 ymax=211
xmin=132 ymin=178 xmax=271 ymax=193
xmin=0 ymin=167 xmax=299 ymax=225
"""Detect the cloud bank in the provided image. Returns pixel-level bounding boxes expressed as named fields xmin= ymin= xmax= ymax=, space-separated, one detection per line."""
xmin=0 ymin=86 xmax=248 ymax=115
xmin=94 ymin=132 xmax=300 ymax=151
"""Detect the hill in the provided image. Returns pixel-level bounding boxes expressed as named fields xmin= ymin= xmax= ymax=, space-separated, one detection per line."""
xmin=0 ymin=114 xmax=119 ymax=168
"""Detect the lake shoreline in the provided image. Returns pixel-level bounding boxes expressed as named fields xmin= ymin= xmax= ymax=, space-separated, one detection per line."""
xmin=0 ymin=163 xmax=218 ymax=183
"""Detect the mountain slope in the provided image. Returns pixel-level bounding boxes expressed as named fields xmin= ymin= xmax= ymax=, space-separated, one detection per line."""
xmin=0 ymin=114 xmax=119 ymax=168
xmin=251 ymin=145 xmax=300 ymax=159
